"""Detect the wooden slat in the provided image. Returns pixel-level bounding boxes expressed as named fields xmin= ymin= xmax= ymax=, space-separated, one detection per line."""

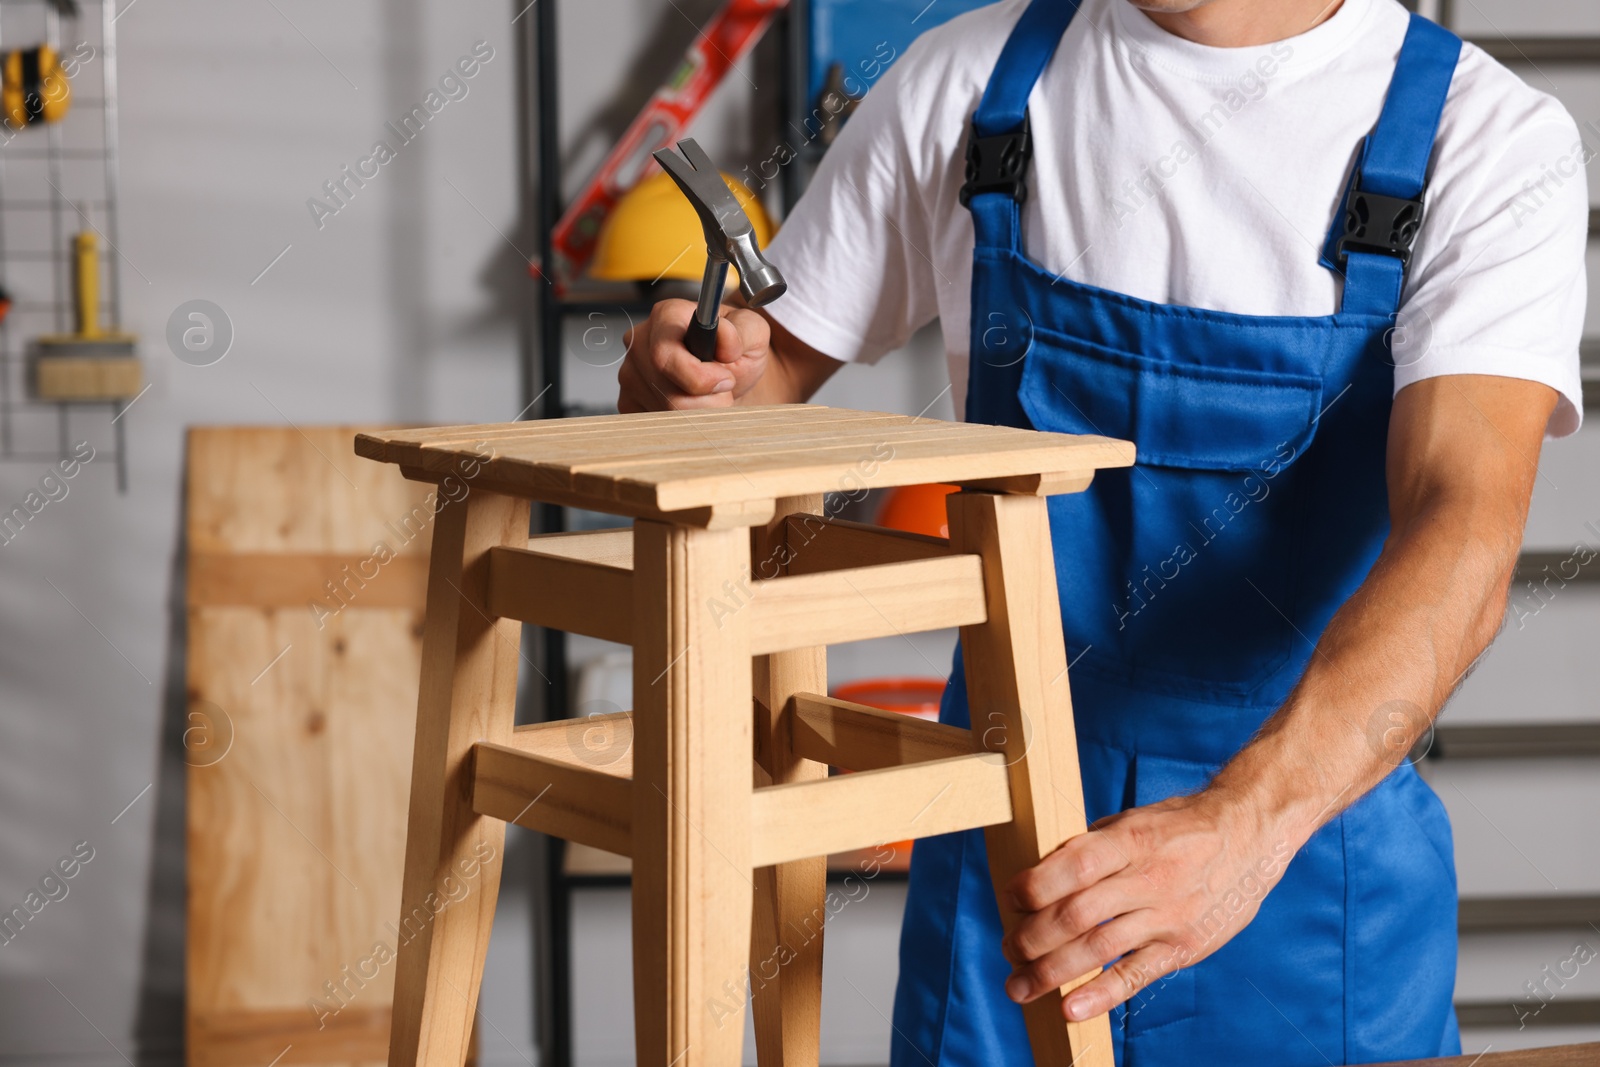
xmin=187 ymin=552 xmax=428 ymax=608
xmin=791 ymin=692 xmax=973 ymax=771
xmin=748 ymin=554 xmax=987 ymax=654
xmin=548 ymin=418 xmax=1021 ymax=478
xmin=533 ymin=414 xmax=914 ymax=466
xmin=781 ymin=512 xmax=953 ymax=576
xmin=398 ymin=464 xmax=776 ymax=530
xmin=471 ymin=742 xmax=633 ymax=857
xmin=749 ymin=751 xmax=1012 ymax=867
xmin=507 ymin=712 xmax=634 ymax=778
xmin=487 ymin=544 xmax=633 ymax=643
xmin=355 ymin=404 xmax=872 ymax=461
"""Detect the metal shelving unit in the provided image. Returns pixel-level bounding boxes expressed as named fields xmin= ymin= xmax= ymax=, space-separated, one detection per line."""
xmin=0 ymin=0 xmax=129 ymax=490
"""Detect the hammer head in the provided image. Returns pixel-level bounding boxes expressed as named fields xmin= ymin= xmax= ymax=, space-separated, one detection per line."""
xmin=651 ymin=139 xmax=787 ymax=307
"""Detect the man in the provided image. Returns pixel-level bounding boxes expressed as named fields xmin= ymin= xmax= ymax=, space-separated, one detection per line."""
xmin=618 ymin=0 xmax=1588 ymax=1063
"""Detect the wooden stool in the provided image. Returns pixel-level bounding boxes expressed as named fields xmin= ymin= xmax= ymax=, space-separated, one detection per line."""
xmin=356 ymin=405 xmax=1133 ymax=1067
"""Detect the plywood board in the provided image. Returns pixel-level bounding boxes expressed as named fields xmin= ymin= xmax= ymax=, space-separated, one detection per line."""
xmin=185 ymin=426 xmax=438 ymax=1067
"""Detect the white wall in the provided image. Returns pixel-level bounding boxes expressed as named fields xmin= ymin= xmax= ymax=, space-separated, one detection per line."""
xmin=0 ymin=0 xmax=532 ymax=1063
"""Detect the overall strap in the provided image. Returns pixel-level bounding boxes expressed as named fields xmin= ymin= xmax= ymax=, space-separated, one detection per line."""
xmin=963 ymin=0 xmax=1081 ymax=250
xmin=1324 ymin=14 xmax=1463 ymax=317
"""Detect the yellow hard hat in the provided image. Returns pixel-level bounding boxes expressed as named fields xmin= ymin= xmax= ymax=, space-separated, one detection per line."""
xmin=590 ymin=168 xmax=775 ymax=284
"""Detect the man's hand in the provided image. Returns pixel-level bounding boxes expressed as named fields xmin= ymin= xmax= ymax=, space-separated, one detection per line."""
xmin=999 ymin=373 xmax=1557 ymax=1023
xmin=1002 ymin=791 xmax=1290 ymax=1021
xmin=618 ymin=299 xmax=773 ymax=412
xmin=618 ymin=298 xmax=843 ymax=412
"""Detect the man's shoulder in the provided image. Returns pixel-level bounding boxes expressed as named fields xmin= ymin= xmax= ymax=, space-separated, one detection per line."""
xmin=899 ymin=0 xmax=1028 ymax=57
xmin=1443 ymin=37 xmax=1581 ymax=150
xmin=874 ymin=0 xmax=1028 ymax=117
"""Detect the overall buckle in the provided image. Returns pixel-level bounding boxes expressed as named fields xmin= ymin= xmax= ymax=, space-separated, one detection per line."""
xmin=960 ymin=112 xmax=1032 ymax=207
xmin=1333 ymin=176 xmax=1425 ymax=273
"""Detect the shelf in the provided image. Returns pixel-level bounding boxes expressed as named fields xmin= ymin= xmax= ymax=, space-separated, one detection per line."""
xmin=558 ymin=298 xmax=654 ymax=318
xmin=1460 ymin=895 xmax=1600 ymax=932
xmin=1457 ymin=998 xmax=1600 ymax=1028
xmin=1428 ymin=722 xmax=1600 ymax=760
xmin=1515 ymin=552 xmax=1600 ymax=584
xmin=1469 ymin=36 xmax=1600 ymax=64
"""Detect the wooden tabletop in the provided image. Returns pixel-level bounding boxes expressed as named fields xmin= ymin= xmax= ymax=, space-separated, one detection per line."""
xmin=1370 ymin=1044 xmax=1599 ymax=1066
xmin=355 ymin=405 xmax=1134 ymax=526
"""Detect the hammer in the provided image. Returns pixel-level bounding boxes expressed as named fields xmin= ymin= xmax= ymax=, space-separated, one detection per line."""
xmin=652 ymin=138 xmax=786 ymax=361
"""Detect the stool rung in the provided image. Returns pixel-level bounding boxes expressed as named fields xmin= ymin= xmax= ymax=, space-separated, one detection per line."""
xmin=471 ymin=741 xmax=632 ymax=857
xmin=781 ymin=513 xmax=953 ymax=576
xmin=749 ymin=751 xmax=1012 ymax=867
xmin=487 ymin=544 xmax=632 ymax=643
xmin=791 ymin=692 xmax=971 ymax=771
xmin=508 ymin=712 xmax=634 ymax=777
xmin=523 ymin=527 xmax=634 ymax=568
xmin=749 ymin=555 xmax=987 ymax=654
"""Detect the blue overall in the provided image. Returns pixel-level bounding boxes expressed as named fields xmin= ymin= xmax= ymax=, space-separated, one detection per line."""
xmin=890 ymin=5 xmax=1464 ymax=1066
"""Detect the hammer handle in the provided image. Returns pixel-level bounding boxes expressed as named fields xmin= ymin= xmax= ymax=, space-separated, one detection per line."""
xmin=687 ymin=255 xmax=730 ymax=362
xmin=685 ymin=317 xmax=720 ymax=361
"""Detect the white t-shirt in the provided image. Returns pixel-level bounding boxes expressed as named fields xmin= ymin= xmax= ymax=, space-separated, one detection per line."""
xmin=763 ymin=0 xmax=1589 ymax=436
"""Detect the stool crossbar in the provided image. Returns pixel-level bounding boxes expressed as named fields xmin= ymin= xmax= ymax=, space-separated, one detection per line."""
xmin=356 ymin=405 xmax=1134 ymax=1067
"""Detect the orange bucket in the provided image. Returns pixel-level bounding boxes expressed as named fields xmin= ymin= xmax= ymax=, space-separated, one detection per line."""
xmin=876 ymin=483 xmax=958 ymax=539
xmin=833 ymin=677 xmax=945 ymax=719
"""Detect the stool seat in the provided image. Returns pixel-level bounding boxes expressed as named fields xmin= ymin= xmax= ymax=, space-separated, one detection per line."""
xmin=360 ymin=407 xmax=1134 ymax=1067
xmin=357 ymin=404 xmax=1133 ymax=525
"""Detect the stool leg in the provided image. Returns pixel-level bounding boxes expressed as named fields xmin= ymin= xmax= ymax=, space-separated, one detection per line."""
xmin=946 ymin=491 xmax=1116 ymax=1067
xmin=632 ymin=519 xmax=755 ymax=1067
xmin=388 ymin=491 xmax=529 ymax=1067
xmin=749 ymin=497 xmax=828 ymax=1067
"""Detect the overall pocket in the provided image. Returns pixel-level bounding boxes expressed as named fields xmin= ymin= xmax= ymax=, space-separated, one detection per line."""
xmin=1018 ymin=327 xmax=1325 ymax=699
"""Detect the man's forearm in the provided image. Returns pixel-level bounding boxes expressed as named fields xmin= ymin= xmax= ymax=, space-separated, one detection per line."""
xmin=734 ymin=308 xmax=842 ymax=405
xmin=737 ymin=335 xmax=813 ymax=404
xmin=1207 ymin=492 xmax=1519 ymax=849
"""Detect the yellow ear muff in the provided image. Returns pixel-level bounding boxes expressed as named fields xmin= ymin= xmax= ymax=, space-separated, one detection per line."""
xmin=2 ymin=45 xmax=72 ymax=130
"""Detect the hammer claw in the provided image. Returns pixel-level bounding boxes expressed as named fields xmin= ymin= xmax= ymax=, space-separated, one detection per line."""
xmin=648 ymin=138 xmax=788 ymax=360
xmin=677 ymin=138 xmax=720 ymax=181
